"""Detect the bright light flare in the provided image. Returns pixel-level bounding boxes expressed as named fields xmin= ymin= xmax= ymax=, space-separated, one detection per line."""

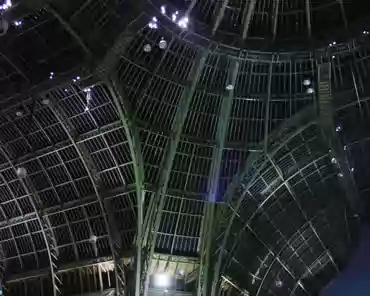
xmin=0 ymin=0 xmax=12 ymax=10
xmin=153 ymin=273 xmax=171 ymax=288
xmin=177 ymin=16 xmax=189 ymax=29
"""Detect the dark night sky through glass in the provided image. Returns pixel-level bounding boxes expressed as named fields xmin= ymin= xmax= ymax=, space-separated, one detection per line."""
xmin=321 ymin=225 xmax=370 ymax=296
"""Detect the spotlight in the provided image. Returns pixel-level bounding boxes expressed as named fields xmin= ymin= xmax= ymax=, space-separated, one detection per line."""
xmin=303 ymin=79 xmax=311 ymax=86
xmin=331 ymin=158 xmax=337 ymax=164
xmin=89 ymin=235 xmax=97 ymax=244
xmin=143 ymin=44 xmax=152 ymax=53
xmin=153 ymin=273 xmax=171 ymax=288
xmin=275 ymin=280 xmax=283 ymax=288
xmin=178 ymin=16 xmax=189 ymax=29
xmin=178 ymin=269 xmax=185 ymax=277
xmin=15 ymin=107 xmax=24 ymax=117
xmin=161 ymin=6 xmax=166 ymax=14
xmin=42 ymin=98 xmax=50 ymax=105
xmin=0 ymin=0 xmax=12 ymax=10
xmin=336 ymin=125 xmax=342 ymax=132
xmin=226 ymin=84 xmax=234 ymax=90
xmin=16 ymin=167 xmax=27 ymax=178
xmin=307 ymin=87 xmax=314 ymax=94
xmin=159 ymin=38 xmax=167 ymax=49
xmin=338 ymin=173 xmax=343 ymax=178
xmin=148 ymin=22 xmax=158 ymax=29
xmin=13 ymin=20 xmax=22 ymax=27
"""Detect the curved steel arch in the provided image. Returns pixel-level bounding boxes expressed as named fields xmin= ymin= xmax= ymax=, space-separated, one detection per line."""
xmin=43 ymin=89 xmax=128 ymax=295
xmin=210 ymin=107 xmax=326 ymax=296
xmin=0 ymin=143 xmax=61 ymax=296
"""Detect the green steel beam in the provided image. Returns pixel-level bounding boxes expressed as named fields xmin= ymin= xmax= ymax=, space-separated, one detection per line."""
xmin=242 ymin=0 xmax=257 ymax=40
xmin=106 ymin=79 xmax=145 ymax=296
xmin=142 ymin=49 xmax=209 ymax=296
xmin=211 ymin=107 xmax=318 ymax=296
xmin=317 ymin=63 xmax=360 ymax=213
xmin=264 ymin=62 xmax=274 ymax=152
xmin=96 ymin=26 xmax=146 ymax=296
xmin=199 ymin=58 xmax=239 ymax=296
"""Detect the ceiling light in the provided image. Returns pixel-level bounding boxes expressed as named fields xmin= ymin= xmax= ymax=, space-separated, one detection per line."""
xmin=307 ymin=87 xmax=314 ymax=94
xmin=153 ymin=16 xmax=158 ymax=22
xmin=148 ymin=22 xmax=158 ymax=29
xmin=0 ymin=0 xmax=12 ymax=10
xmin=343 ymin=145 xmax=347 ymax=151
xmin=338 ymin=173 xmax=343 ymax=178
xmin=15 ymin=108 xmax=24 ymax=117
xmin=226 ymin=84 xmax=234 ymax=90
xmin=178 ymin=16 xmax=189 ymax=29
xmin=143 ymin=44 xmax=152 ymax=53
xmin=351 ymin=168 xmax=355 ymax=172
xmin=89 ymin=235 xmax=97 ymax=244
xmin=13 ymin=20 xmax=22 ymax=27
xmin=336 ymin=125 xmax=342 ymax=132
xmin=16 ymin=167 xmax=27 ymax=178
xmin=275 ymin=280 xmax=283 ymax=288
xmin=172 ymin=13 xmax=177 ymax=22
xmin=159 ymin=38 xmax=167 ymax=49
xmin=331 ymin=158 xmax=337 ymax=164
xmin=332 ymin=41 xmax=336 ymax=45
xmin=161 ymin=6 xmax=166 ymax=14
xmin=303 ymin=79 xmax=311 ymax=86
xmin=153 ymin=273 xmax=171 ymax=288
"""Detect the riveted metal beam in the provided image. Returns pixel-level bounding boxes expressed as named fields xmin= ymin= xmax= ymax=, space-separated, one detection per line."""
xmin=142 ymin=48 xmax=209 ymax=296
xmin=198 ymin=58 xmax=239 ymax=296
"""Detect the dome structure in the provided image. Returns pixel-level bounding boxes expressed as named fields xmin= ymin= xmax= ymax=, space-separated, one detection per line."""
xmin=0 ymin=1 xmax=369 ymax=296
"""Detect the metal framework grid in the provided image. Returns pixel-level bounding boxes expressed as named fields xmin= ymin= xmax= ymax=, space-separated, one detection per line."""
xmin=0 ymin=1 xmax=370 ymax=296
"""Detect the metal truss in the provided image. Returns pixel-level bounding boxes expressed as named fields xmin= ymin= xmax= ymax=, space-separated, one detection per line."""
xmin=142 ymin=48 xmax=209 ymax=296
xmin=198 ymin=57 xmax=240 ymax=296
xmin=209 ymin=104 xmax=350 ymax=296
xmin=0 ymin=143 xmax=61 ymax=296
xmin=317 ymin=62 xmax=360 ymax=213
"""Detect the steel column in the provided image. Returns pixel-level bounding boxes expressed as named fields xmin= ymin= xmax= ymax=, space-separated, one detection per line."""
xmin=200 ymin=58 xmax=239 ymax=296
xmin=142 ymin=49 xmax=209 ymax=296
xmin=106 ymin=80 xmax=145 ymax=296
